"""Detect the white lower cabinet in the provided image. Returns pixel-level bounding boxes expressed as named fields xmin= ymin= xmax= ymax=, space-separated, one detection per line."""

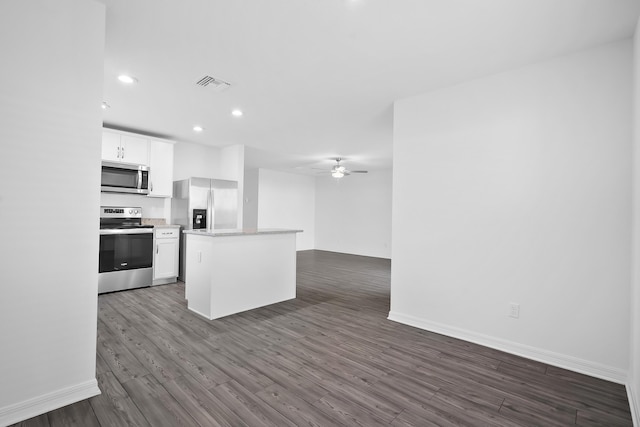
xmin=153 ymin=226 xmax=180 ymax=285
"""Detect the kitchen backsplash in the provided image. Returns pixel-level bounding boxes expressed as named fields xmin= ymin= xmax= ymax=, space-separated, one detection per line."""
xmin=100 ymin=192 xmax=171 ymax=222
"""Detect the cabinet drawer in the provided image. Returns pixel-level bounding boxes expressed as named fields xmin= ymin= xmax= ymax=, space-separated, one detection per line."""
xmin=155 ymin=228 xmax=180 ymax=239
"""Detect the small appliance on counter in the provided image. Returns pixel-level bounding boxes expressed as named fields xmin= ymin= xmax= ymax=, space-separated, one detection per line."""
xmin=98 ymin=206 xmax=154 ymax=293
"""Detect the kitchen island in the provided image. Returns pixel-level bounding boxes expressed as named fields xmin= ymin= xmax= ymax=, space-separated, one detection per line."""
xmin=183 ymin=228 xmax=302 ymax=320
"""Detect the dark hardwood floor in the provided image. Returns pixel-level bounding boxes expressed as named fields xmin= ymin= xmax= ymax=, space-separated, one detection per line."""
xmin=13 ymin=250 xmax=632 ymax=426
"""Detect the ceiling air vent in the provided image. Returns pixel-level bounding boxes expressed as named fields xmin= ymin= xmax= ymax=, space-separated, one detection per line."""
xmin=196 ymin=75 xmax=231 ymax=92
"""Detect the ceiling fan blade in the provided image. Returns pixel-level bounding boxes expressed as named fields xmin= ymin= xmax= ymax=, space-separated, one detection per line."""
xmin=349 ymin=170 xmax=368 ymax=174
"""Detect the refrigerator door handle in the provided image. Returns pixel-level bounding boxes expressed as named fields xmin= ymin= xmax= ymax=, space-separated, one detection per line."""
xmin=206 ymin=189 xmax=211 ymax=229
xmin=207 ymin=189 xmax=213 ymax=230
xmin=210 ymin=189 xmax=215 ymax=229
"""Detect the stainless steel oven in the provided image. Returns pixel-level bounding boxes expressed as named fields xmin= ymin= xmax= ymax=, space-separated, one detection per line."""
xmin=99 ymin=206 xmax=153 ymax=293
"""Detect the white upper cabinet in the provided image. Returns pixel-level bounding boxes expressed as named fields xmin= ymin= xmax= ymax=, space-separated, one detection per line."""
xmin=101 ymin=131 xmax=122 ymax=162
xmin=120 ymin=134 xmax=149 ymax=165
xmin=101 ymin=128 xmax=175 ymax=197
xmin=101 ymin=130 xmax=149 ymax=165
xmin=148 ymin=139 xmax=174 ymax=197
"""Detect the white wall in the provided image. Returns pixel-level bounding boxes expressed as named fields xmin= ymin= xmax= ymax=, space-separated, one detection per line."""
xmin=315 ymin=170 xmax=392 ymax=259
xmin=0 ymin=0 xmax=104 ymax=424
xmin=243 ymin=169 xmax=259 ymax=229
xmin=256 ymin=169 xmax=315 ymax=250
xmin=249 ymin=168 xmax=392 ymax=257
xmin=630 ymin=17 xmax=640 ymax=426
xmin=173 ymin=141 xmax=223 ymax=181
xmin=391 ymin=40 xmax=632 ymax=383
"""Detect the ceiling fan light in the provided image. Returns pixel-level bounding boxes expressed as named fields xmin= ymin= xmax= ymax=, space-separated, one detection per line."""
xmin=332 ymin=170 xmax=344 ymax=178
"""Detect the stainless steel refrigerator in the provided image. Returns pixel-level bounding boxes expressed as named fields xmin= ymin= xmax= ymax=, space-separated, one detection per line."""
xmin=171 ymin=177 xmax=239 ymax=280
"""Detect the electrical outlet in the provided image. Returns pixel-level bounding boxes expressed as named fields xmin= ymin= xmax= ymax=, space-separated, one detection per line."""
xmin=509 ymin=303 xmax=520 ymax=319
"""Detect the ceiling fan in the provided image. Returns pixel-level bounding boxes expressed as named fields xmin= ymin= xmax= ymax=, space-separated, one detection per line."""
xmin=328 ymin=158 xmax=368 ymax=178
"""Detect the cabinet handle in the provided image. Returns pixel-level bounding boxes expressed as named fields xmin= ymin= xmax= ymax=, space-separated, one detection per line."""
xmin=150 ymin=181 xmax=153 ymax=192
xmin=117 ymin=146 xmax=121 ymax=159
xmin=156 ymin=244 xmax=159 ymax=254
xmin=122 ymin=146 xmax=125 ymax=159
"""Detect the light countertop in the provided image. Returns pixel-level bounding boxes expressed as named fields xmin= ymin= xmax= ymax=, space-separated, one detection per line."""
xmin=141 ymin=218 xmax=168 ymax=226
xmin=183 ymin=228 xmax=302 ymax=237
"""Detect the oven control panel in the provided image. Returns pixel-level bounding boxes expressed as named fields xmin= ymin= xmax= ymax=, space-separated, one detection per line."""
xmin=100 ymin=206 xmax=142 ymax=219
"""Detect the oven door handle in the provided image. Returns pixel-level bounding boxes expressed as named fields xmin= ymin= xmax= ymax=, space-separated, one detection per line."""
xmin=99 ymin=228 xmax=154 ymax=235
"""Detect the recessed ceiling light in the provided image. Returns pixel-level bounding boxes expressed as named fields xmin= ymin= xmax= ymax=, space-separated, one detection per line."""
xmin=117 ymin=74 xmax=138 ymax=84
xmin=231 ymin=109 xmax=243 ymax=117
xmin=193 ymin=126 xmax=204 ymax=132
xmin=101 ymin=101 xmax=110 ymax=109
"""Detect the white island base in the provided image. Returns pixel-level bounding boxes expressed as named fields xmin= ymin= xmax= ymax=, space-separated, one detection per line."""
xmin=184 ymin=229 xmax=301 ymax=320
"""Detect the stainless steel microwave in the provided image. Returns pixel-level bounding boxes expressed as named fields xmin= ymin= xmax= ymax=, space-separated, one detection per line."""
xmin=101 ymin=161 xmax=150 ymax=194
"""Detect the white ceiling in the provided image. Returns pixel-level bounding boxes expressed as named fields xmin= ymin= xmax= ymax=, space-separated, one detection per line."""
xmin=98 ymin=0 xmax=640 ymax=174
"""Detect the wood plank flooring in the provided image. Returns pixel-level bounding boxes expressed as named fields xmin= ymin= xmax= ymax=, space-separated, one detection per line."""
xmin=12 ymin=250 xmax=633 ymax=426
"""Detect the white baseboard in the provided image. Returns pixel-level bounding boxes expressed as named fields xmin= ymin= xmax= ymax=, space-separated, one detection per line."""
xmin=0 ymin=379 xmax=100 ymax=427
xmin=628 ymin=383 xmax=639 ymax=427
xmin=388 ymin=311 xmax=627 ymax=385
